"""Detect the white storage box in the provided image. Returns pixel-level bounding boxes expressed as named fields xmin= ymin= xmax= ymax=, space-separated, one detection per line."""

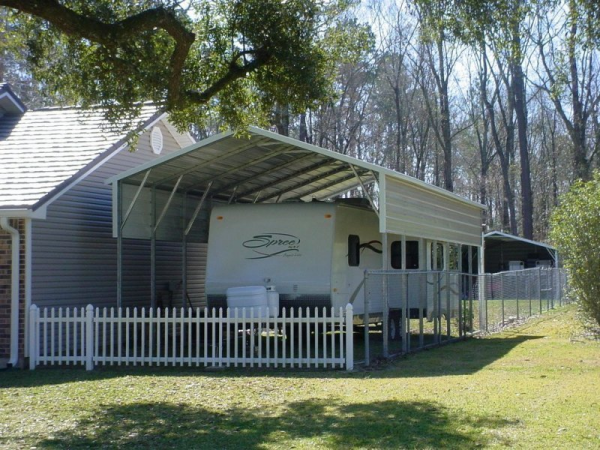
xmin=226 ymin=286 xmax=269 ymax=317
xmin=508 ymin=261 xmax=524 ymax=271
xmin=266 ymin=286 xmax=280 ymax=318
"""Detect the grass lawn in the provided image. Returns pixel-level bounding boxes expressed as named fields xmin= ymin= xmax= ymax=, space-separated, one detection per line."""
xmin=1 ymin=304 xmax=599 ymax=449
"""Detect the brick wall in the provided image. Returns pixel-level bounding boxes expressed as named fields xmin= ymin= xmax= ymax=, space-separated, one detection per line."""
xmin=0 ymin=218 xmax=26 ymax=366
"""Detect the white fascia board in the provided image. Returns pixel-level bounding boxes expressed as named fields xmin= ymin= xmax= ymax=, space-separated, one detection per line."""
xmin=0 ymin=91 xmax=27 ymax=114
xmin=160 ymin=118 xmax=196 ymax=148
xmin=247 ymin=126 xmax=485 ymax=211
xmin=0 ymin=206 xmax=47 ymax=219
xmin=105 ymin=128 xmax=235 ymax=185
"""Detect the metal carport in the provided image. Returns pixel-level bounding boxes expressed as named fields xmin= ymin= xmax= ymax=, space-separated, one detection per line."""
xmin=484 ymin=231 xmax=558 ymax=273
xmin=107 ymin=126 xmax=485 ymax=307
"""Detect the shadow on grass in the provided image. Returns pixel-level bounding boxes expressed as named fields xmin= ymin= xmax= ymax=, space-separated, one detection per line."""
xmin=13 ymin=399 xmax=513 ymax=449
xmin=371 ymin=334 xmax=544 ymax=378
xmin=0 ymin=334 xmax=544 ymax=389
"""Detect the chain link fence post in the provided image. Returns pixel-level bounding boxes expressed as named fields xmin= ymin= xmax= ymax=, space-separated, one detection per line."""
xmin=382 ymin=272 xmax=389 ymax=359
xmin=363 ymin=270 xmax=371 ymax=367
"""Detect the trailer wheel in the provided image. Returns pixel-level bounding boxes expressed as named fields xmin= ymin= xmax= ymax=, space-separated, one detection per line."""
xmin=388 ymin=311 xmax=402 ymax=342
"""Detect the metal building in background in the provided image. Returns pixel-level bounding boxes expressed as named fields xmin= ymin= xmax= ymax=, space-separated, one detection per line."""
xmin=484 ymin=231 xmax=557 ymax=273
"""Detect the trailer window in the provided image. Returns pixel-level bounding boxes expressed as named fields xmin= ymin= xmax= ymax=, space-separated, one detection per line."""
xmin=407 ymin=241 xmax=419 ymax=269
xmin=391 ymin=240 xmax=419 ymax=269
xmin=391 ymin=241 xmax=402 ymax=269
xmin=348 ymin=235 xmax=360 ymax=266
xmin=449 ymin=244 xmax=460 ymax=271
xmin=431 ymin=242 xmax=444 ymax=270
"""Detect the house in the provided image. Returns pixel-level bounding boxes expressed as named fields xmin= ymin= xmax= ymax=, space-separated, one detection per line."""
xmin=2 ymin=83 xmax=487 ymax=370
xmin=0 ymin=84 xmax=195 ymax=368
xmin=483 ymin=231 xmax=557 ymax=273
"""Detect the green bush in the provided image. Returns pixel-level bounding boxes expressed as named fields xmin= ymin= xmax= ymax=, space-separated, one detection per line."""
xmin=550 ymin=171 xmax=600 ymax=326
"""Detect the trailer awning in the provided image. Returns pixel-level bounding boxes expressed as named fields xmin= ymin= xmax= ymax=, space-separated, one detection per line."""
xmin=107 ymin=126 xmax=485 ymax=246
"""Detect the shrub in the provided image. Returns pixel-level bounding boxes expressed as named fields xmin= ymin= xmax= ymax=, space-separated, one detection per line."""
xmin=550 ymin=171 xmax=600 ymax=326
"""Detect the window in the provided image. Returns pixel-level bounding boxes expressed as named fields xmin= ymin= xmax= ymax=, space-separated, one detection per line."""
xmin=391 ymin=240 xmax=419 ymax=269
xmin=431 ymin=242 xmax=444 ymax=270
xmin=391 ymin=241 xmax=402 ymax=269
xmin=449 ymin=244 xmax=460 ymax=271
xmin=406 ymin=241 xmax=419 ymax=269
xmin=348 ymin=235 xmax=360 ymax=266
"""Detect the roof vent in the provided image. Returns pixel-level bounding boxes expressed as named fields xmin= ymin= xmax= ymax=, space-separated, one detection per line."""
xmin=151 ymin=126 xmax=163 ymax=155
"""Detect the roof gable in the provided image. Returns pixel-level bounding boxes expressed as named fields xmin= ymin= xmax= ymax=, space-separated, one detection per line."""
xmin=0 ymin=104 xmax=161 ymax=212
xmin=0 ymin=83 xmax=27 ymax=115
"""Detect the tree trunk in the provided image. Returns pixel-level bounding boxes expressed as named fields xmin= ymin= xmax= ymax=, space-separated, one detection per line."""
xmin=299 ymin=113 xmax=309 ymax=143
xmin=510 ymin=15 xmax=533 ymax=239
xmin=438 ymin=37 xmax=453 ymax=192
xmin=274 ymin=103 xmax=290 ymax=136
xmin=567 ymin=10 xmax=591 ymax=181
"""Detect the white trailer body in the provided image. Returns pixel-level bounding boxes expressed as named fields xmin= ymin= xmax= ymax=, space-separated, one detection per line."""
xmin=205 ymin=201 xmax=460 ymax=321
xmin=205 ymin=202 xmax=382 ymax=316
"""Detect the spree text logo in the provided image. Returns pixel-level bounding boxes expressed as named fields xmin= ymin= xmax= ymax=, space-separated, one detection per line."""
xmin=242 ymin=233 xmax=301 ymax=259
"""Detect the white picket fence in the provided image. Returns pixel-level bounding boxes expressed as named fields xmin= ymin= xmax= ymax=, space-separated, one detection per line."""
xmin=28 ymin=304 xmax=354 ymax=371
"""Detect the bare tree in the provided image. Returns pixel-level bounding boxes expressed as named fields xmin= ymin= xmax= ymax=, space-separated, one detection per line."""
xmin=533 ymin=0 xmax=600 ymax=181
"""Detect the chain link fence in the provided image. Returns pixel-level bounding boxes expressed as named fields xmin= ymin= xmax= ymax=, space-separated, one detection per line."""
xmin=360 ymin=268 xmax=569 ymax=364
xmin=479 ymin=268 xmax=569 ymax=333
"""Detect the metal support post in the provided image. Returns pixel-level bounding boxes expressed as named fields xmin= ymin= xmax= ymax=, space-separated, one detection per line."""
xmin=117 ymin=181 xmax=123 ymax=308
xmin=382 ymin=233 xmax=389 ymax=358
xmin=468 ymin=246 xmax=473 ymax=333
xmin=501 ymin=272 xmax=505 ymax=326
xmin=538 ymin=268 xmax=542 ymax=314
xmin=363 ymin=271 xmax=371 ymax=366
xmin=403 ymin=273 xmax=409 ymax=354
xmin=182 ymin=193 xmax=187 ymax=307
xmin=437 ymin=272 xmax=442 ymax=345
xmin=516 ymin=271 xmax=520 ymax=320
xmin=151 ymin=187 xmax=156 ymax=309
xmin=528 ymin=270 xmax=532 ymax=317
xmin=477 ymin=244 xmax=486 ymax=333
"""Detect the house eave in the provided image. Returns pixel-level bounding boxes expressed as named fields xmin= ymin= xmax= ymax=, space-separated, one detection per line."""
xmin=0 ymin=206 xmax=47 ymax=219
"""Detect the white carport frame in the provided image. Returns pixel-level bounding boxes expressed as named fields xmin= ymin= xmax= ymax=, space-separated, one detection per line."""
xmin=107 ymin=126 xmax=485 ymax=311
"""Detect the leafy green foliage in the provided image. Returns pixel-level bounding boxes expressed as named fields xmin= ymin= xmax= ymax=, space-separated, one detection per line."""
xmin=550 ymin=171 xmax=600 ymax=325
xmin=1 ymin=0 xmax=358 ymax=133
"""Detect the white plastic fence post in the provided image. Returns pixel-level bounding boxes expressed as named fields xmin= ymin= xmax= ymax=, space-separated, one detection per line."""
xmin=345 ymin=304 xmax=354 ymax=371
xmin=29 ymin=305 xmax=38 ymax=370
xmin=85 ymin=304 xmax=94 ymax=371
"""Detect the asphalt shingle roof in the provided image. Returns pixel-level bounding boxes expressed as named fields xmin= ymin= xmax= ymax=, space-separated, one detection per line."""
xmin=0 ymin=104 xmax=158 ymax=210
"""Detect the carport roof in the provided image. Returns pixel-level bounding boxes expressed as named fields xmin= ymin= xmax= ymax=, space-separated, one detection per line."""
xmin=484 ymin=231 xmax=556 ymax=251
xmin=107 ymin=126 xmax=484 ymax=210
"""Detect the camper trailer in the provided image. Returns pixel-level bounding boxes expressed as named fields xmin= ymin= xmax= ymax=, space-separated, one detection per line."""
xmin=205 ymin=200 xmax=458 ymax=326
